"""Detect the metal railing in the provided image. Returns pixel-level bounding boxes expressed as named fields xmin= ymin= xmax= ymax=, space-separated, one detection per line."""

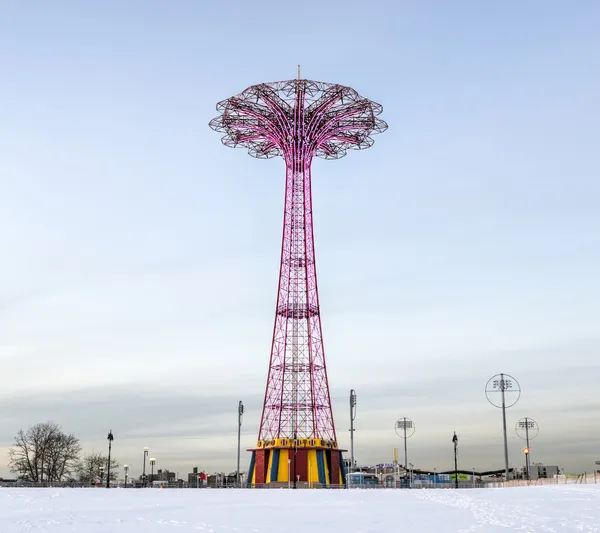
xmin=486 ymin=473 xmax=598 ymax=488
xmin=11 ymin=478 xmax=598 ymax=489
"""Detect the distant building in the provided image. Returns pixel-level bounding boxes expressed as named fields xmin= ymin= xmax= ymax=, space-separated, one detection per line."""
xmin=157 ymin=469 xmax=176 ymax=483
xmin=188 ymin=467 xmax=199 ymax=486
xmin=530 ymin=464 xmax=559 ymax=480
xmin=187 ymin=467 xmax=207 ymax=486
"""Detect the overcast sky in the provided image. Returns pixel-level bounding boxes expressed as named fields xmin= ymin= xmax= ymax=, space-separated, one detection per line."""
xmin=1 ymin=0 xmax=599 ymax=480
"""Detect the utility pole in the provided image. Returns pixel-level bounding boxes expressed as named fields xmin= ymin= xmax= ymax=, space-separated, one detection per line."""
xmin=349 ymin=389 xmax=357 ymax=473
xmin=237 ymin=401 xmax=244 ymax=487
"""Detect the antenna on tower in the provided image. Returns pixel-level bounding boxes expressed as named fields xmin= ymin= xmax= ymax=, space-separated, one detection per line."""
xmin=297 ymin=64 xmax=300 ymax=80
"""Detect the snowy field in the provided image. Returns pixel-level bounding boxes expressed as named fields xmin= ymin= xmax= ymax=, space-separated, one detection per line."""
xmin=1 ymin=486 xmax=599 ymax=532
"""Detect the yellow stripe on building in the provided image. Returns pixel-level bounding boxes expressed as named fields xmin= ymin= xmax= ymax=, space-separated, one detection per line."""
xmin=307 ymin=449 xmax=319 ymax=486
xmin=277 ymin=449 xmax=289 ymax=481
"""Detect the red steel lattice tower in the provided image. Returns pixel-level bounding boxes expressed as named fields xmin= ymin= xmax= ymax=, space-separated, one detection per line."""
xmin=210 ymin=75 xmax=387 ymax=486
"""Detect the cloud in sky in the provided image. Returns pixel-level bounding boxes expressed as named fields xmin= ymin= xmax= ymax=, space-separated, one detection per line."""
xmin=1 ymin=0 xmax=600 ymax=478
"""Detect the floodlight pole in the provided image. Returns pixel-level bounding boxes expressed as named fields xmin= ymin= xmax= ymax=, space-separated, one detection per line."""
xmin=402 ymin=417 xmax=408 ymax=469
xmin=515 ymin=417 xmax=538 ymax=482
xmin=395 ymin=417 xmax=415 ymax=476
xmin=500 ymin=373 xmax=510 ymax=481
xmin=523 ymin=417 xmax=530 ymax=480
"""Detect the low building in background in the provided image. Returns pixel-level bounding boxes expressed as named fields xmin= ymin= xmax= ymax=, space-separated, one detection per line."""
xmin=187 ymin=467 xmax=207 ymax=487
xmin=157 ymin=469 xmax=176 ymax=483
xmin=529 ymin=464 xmax=560 ymax=480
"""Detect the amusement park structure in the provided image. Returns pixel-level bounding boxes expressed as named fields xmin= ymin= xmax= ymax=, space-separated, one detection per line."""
xmin=210 ymin=73 xmax=387 ymax=486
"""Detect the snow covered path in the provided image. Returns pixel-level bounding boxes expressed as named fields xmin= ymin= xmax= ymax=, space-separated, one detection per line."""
xmin=1 ymin=486 xmax=599 ymax=532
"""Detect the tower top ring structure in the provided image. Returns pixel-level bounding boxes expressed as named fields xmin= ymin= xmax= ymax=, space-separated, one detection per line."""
xmin=209 ymin=79 xmax=388 ymax=160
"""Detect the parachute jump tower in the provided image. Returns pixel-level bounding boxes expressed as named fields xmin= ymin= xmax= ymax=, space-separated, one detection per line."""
xmin=210 ymin=73 xmax=387 ymax=486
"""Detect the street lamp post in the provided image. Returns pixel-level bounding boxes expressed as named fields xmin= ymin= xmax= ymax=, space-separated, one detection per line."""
xmin=150 ymin=457 xmax=156 ymax=486
xmin=124 ymin=465 xmax=129 ymax=487
xmin=142 ymin=447 xmax=149 ymax=487
xmin=349 ymin=389 xmax=357 ymax=474
xmin=452 ymin=432 xmax=458 ymax=489
xmin=293 ymin=432 xmax=297 ymax=489
xmin=106 ymin=430 xmax=114 ymax=488
xmin=287 ymin=459 xmax=291 ymax=489
xmin=237 ymin=401 xmax=244 ymax=487
xmin=486 ymin=373 xmax=521 ymax=481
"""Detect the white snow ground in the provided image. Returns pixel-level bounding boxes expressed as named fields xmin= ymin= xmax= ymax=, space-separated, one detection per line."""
xmin=1 ymin=486 xmax=599 ymax=532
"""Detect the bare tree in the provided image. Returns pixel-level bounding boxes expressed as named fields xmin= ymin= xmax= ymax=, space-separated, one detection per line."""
xmin=76 ymin=452 xmax=119 ymax=485
xmin=8 ymin=422 xmax=81 ymax=482
xmin=45 ymin=432 xmax=81 ymax=481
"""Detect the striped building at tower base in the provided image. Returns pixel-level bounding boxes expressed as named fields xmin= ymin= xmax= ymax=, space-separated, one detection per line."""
xmin=247 ymin=438 xmax=346 ymax=487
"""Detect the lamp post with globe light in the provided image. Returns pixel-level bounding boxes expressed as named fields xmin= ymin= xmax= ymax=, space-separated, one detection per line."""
xmin=106 ymin=430 xmax=114 ymax=488
xmin=237 ymin=401 xmax=244 ymax=487
xmin=452 ymin=432 xmax=459 ymax=489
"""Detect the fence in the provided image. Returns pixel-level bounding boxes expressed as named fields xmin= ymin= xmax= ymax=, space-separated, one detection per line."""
xmin=0 ymin=482 xmax=91 ymax=488
xmin=0 ymin=481 xmax=484 ymax=490
xmin=232 ymin=481 xmax=488 ymax=489
xmin=486 ymin=473 xmax=598 ymax=488
xmin=2 ymin=476 xmax=596 ymax=489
